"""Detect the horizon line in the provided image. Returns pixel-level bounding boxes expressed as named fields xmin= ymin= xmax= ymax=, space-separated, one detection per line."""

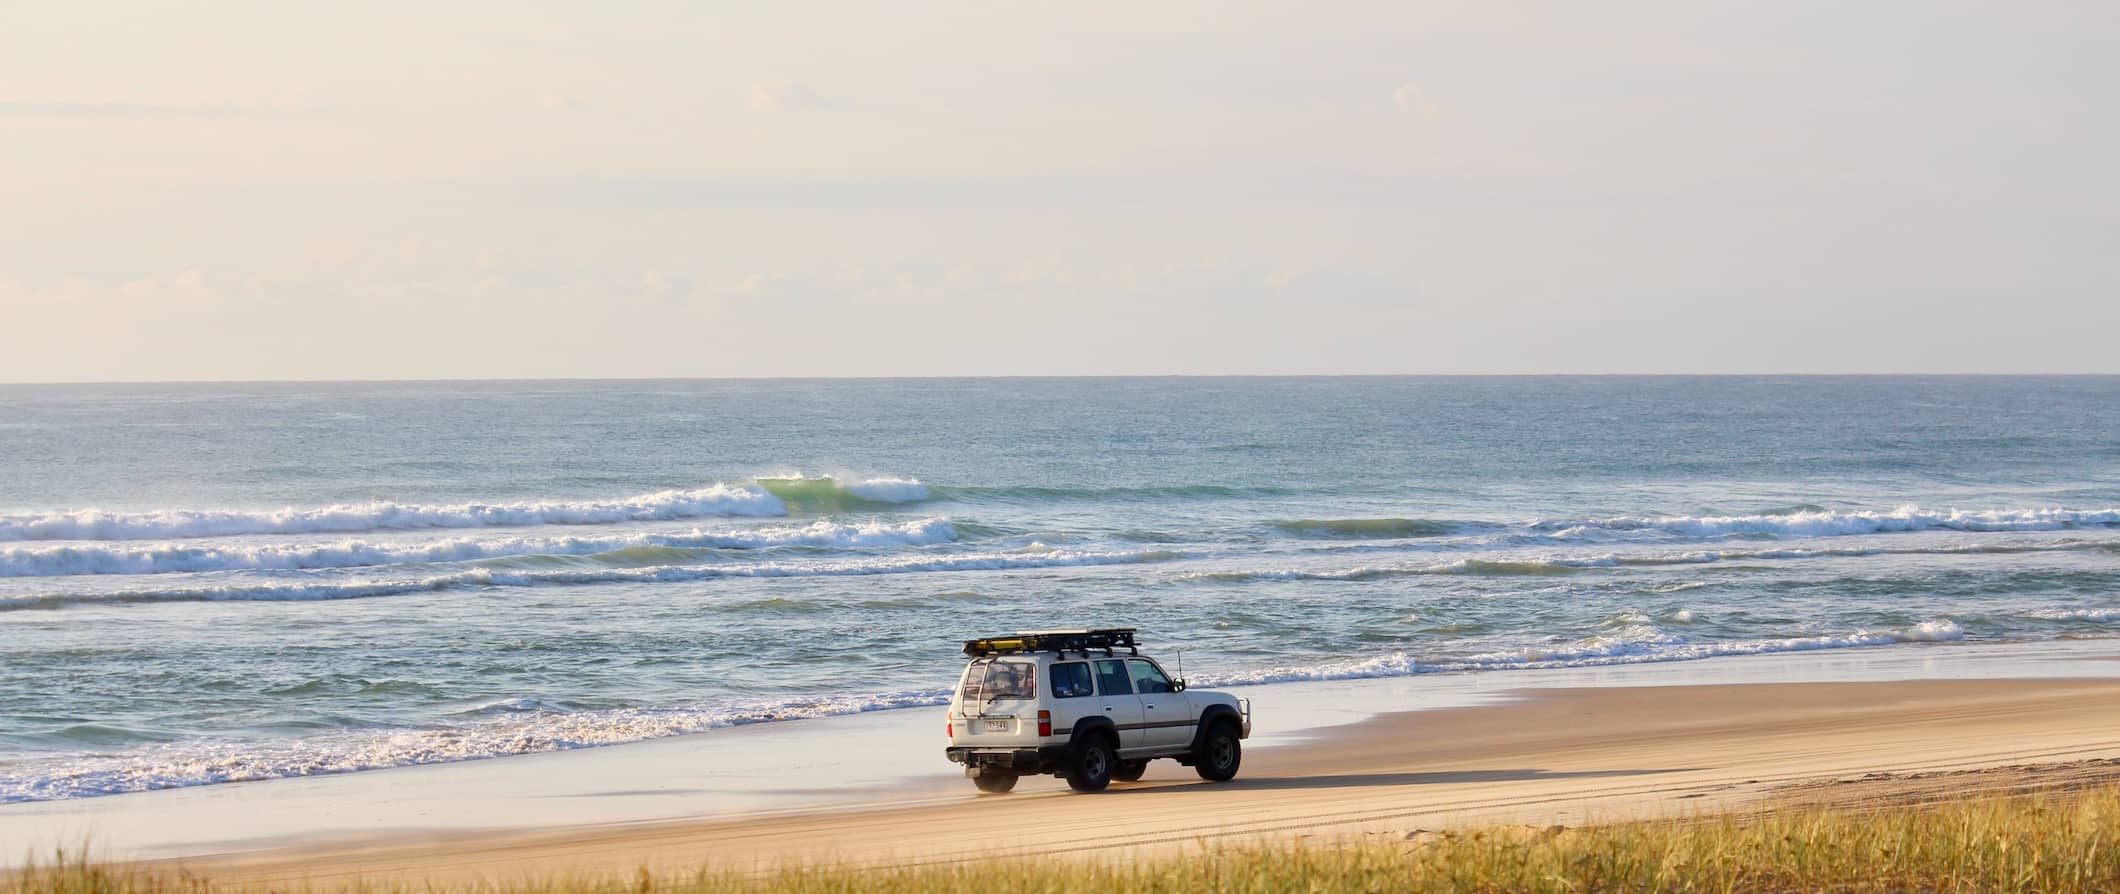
xmin=5 ymin=372 xmax=2120 ymax=387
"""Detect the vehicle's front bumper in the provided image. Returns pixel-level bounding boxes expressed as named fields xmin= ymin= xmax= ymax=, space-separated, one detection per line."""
xmin=945 ymin=745 xmax=1071 ymax=776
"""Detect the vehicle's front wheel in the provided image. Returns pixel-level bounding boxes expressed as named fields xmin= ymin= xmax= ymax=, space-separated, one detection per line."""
xmin=1194 ymin=721 xmax=1242 ymax=782
xmin=1064 ymin=734 xmax=1117 ymax=792
xmin=971 ymin=771 xmax=1018 ymax=794
xmin=1113 ymin=759 xmax=1148 ymax=782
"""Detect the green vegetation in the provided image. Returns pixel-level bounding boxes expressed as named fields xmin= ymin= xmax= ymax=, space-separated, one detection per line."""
xmin=15 ymin=785 xmax=2120 ymax=894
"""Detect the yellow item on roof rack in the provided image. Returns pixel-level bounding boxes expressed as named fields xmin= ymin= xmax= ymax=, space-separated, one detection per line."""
xmin=962 ymin=628 xmax=1138 ymax=658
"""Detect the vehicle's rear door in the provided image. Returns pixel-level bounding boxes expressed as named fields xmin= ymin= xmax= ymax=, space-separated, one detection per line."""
xmin=955 ymin=658 xmax=1040 ymax=747
xmin=1046 ymin=660 xmax=1099 ymax=740
xmin=1091 ymin=659 xmax=1148 ymax=750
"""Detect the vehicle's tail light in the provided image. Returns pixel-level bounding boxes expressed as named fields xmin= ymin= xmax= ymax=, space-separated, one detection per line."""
xmin=1037 ymin=710 xmax=1052 ymax=737
xmin=946 ymin=720 xmax=953 ymax=739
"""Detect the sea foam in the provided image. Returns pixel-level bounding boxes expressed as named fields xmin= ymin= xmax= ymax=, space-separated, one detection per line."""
xmin=0 ymin=518 xmax=959 ymax=577
xmin=0 ymin=546 xmax=1185 ymax=610
xmin=0 ymin=477 xmax=944 ymax=542
xmin=1199 ymin=619 xmax=1968 ymax=686
xmin=0 ymin=485 xmax=788 ymax=542
xmin=1546 ymin=506 xmax=2120 ymax=539
xmin=1185 ymin=537 xmax=2120 ymax=583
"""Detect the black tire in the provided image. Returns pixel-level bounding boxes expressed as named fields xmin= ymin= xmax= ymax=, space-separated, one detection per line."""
xmin=971 ymin=772 xmax=1018 ymax=794
xmin=1113 ymin=759 xmax=1148 ymax=782
xmin=1064 ymin=734 xmax=1117 ymax=792
xmin=1194 ymin=721 xmax=1242 ymax=782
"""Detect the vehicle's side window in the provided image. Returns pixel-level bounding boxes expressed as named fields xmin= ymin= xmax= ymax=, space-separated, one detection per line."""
xmin=1050 ymin=662 xmax=1095 ymax=698
xmin=1128 ymin=659 xmax=1174 ymax=694
xmin=1093 ymin=659 xmax=1134 ymax=697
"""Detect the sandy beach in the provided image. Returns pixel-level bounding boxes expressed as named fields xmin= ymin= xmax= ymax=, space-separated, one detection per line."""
xmin=12 ymin=4 xmax=2120 ymax=889
xmin=112 ymin=645 xmax=2120 ymax=888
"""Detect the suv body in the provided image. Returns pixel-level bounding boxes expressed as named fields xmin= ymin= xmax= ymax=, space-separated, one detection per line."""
xmin=943 ymin=628 xmax=1252 ymax=793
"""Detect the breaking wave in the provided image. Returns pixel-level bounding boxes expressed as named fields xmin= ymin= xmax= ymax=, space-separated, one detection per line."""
xmin=0 ymin=485 xmax=788 ymax=542
xmin=1183 ymin=558 xmax=1606 ymax=582
xmin=756 ymin=476 xmax=931 ymax=510
xmin=1184 ymin=539 xmax=2120 ymax=583
xmin=1541 ymin=506 xmax=2120 ymax=539
xmin=0 ymin=518 xmax=960 ymax=577
xmin=1243 ymin=506 xmax=2119 ymax=544
xmin=0 ymin=477 xmax=945 ymax=542
xmin=0 ymin=547 xmax=1185 ymax=611
xmin=9 ymin=489 xmax=2110 ymax=547
xmin=2022 ymin=608 xmax=2120 ymax=623
xmin=1270 ymin=518 xmax=1460 ymax=539
xmin=929 ymin=483 xmax=1289 ymax=503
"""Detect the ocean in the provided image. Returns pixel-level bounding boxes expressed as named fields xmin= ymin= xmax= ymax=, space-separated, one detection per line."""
xmin=1 ymin=376 xmax=2116 ymax=804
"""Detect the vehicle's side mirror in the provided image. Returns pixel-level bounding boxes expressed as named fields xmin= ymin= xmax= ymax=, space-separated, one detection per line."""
xmin=1172 ymin=679 xmax=1186 ymax=692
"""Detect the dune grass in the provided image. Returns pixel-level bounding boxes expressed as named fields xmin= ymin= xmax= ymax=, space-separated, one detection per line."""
xmin=13 ymin=784 xmax=2120 ymax=894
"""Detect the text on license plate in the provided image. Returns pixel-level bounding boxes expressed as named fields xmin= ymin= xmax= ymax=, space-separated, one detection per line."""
xmin=982 ymin=719 xmax=1010 ymax=733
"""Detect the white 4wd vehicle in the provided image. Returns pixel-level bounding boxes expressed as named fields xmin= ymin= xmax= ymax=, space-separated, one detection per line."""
xmin=944 ymin=628 xmax=1252 ymax=793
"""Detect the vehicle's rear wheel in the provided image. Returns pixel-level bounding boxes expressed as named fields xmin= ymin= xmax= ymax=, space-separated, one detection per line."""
xmin=1113 ymin=759 xmax=1148 ymax=782
xmin=1194 ymin=721 xmax=1242 ymax=782
xmin=971 ymin=771 xmax=1018 ymax=794
xmin=1065 ymin=734 xmax=1117 ymax=792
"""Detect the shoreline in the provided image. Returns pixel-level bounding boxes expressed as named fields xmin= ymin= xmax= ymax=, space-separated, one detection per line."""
xmin=6 ymin=637 xmax=2119 ymax=878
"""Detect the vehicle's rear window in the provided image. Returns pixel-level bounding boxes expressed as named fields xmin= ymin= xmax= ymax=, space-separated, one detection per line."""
xmin=1050 ymin=662 xmax=1094 ymax=698
xmin=960 ymin=660 xmax=1036 ymax=702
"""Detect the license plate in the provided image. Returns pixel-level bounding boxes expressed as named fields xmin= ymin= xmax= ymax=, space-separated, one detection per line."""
xmin=982 ymin=719 xmax=1010 ymax=733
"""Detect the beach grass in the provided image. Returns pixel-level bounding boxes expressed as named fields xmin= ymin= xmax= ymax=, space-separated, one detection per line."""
xmin=13 ymin=784 xmax=2119 ymax=894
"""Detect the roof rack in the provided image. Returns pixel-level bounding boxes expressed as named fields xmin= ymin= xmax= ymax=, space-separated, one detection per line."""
xmin=963 ymin=628 xmax=1138 ymax=658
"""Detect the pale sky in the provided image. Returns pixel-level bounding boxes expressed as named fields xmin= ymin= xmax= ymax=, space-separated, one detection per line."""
xmin=3 ymin=1 xmax=2116 ymax=381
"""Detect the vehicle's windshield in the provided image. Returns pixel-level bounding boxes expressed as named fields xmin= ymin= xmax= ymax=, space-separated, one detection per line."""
xmin=960 ymin=659 xmax=1037 ymax=702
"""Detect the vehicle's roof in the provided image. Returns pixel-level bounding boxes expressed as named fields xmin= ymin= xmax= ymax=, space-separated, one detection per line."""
xmin=969 ymin=652 xmax=1158 ymax=663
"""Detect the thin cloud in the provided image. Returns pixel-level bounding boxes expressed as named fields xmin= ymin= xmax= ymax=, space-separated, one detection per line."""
xmin=747 ymin=82 xmax=836 ymax=112
xmin=0 ymin=100 xmax=309 ymax=120
xmin=1392 ymin=83 xmax=1438 ymax=118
